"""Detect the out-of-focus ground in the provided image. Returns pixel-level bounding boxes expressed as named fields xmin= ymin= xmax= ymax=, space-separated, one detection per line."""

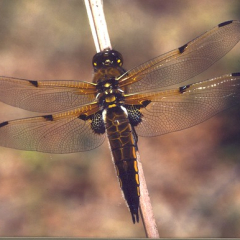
xmin=0 ymin=0 xmax=240 ymax=237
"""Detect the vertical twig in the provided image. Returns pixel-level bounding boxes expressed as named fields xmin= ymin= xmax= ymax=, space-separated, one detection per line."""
xmin=84 ymin=0 xmax=111 ymax=52
xmin=84 ymin=0 xmax=159 ymax=238
xmin=137 ymin=152 xmax=159 ymax=238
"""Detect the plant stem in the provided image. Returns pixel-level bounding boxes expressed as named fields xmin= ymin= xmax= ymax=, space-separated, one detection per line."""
xmin=84 ymin=0 xmax=112 ymax=52
xmin=137 ymin=152 xmax=160 ymax=238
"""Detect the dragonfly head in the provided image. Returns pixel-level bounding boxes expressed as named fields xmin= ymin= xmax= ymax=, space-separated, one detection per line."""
xmin=92 ymin=49 xmax=123 ymax=69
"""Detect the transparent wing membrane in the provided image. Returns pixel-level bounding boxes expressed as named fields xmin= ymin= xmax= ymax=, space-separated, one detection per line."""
xmin=124 ymin=73 xmax=240 ymax=136
xmin=0 ymin=103 xmax=105 ymax=153
xmin=119 ymin=21 xmax=240 ymax=93
xmin=0 ymin=77 xmax=97 ymax=113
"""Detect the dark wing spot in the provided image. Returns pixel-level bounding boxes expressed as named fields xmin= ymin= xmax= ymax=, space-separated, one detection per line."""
xmin=0 ymin=121 xmax=8 ymax=128
xmin=43 ymin=115 xmax=54 ymax=121
xmin=178 ymin=43 xmax=188 ymax=54
xmin=232 ymin=72 xmax=240 ymax=77
xmin=218 ymin=20 xmax=233 ymax=28
xmin=179 ymin=84 xmax=190 ymax=93
xmin=29 ymin=80 xmax=38 ymax=87
xmin=78 ymin=114 xmax=89 ymax=121
xmin=79 ymin=112 xmax=105 ymax=134
xmin=142 ymin=100 xmax=151 ymax=107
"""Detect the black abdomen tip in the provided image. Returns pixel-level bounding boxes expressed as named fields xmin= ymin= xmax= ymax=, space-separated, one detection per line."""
xmin=131 ymin=212 xmax=139 ymax=224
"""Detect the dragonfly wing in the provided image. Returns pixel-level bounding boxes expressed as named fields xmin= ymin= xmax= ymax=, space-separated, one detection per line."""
xmin=0 ymin=102 xmax=105 ymax=153
xmin=119 ymin=20 xmax=240 ymax=93
xmin=0 ymin=77 xmax=97 ymax=113
xmin=124 ymin=72 xmax=240 ymax=137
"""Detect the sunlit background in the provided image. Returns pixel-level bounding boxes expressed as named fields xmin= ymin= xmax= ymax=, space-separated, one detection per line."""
xmin=0 ymin=0 xmax=240 ymax=237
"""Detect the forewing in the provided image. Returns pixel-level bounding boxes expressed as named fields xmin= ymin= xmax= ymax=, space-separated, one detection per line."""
xmin=0 ymin=77 xmax=97 ymax=113
xmin=0 ymin=102 xmax=105 ymax=153
xmin=124 ymin=73 xmax=240 ymax=137
xmin=119 ymin=21 xmax=240 ymax=93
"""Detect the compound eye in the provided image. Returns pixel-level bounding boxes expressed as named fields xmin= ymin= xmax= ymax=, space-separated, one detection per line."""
xmin=117 ymin=59 xmax=122 ymax=66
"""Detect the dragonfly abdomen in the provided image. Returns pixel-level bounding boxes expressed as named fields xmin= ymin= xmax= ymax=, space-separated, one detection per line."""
xmin=103 ymin=106 xmax=140 ymax=223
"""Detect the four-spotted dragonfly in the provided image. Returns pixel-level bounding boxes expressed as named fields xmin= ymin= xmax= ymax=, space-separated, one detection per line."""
xmin=0 ymin=20 xmax=240 ymax=223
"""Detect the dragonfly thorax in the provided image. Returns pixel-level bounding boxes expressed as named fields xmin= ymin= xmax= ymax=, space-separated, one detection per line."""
xmin=96 ymin=78 xmax=125 ymax=109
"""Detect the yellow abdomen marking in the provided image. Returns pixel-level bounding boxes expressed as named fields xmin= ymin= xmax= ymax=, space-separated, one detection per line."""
xmin=119 ymin=178 xmax=122 ymax=188
xmin=134 ymin=160 xmax=138 ymax=172
xmin=137 ymin=186 xmax=140 ymax=196
xmin=116 ymin=166 xmax=119 ymax=176
xmin=135 ymin=173 xmax=139 ymax=185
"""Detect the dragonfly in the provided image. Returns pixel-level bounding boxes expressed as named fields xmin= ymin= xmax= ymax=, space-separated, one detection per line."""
xmin=0 ymin=20 xmax=240 ymax=223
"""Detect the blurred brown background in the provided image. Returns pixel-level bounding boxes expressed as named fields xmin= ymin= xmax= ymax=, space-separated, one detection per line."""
xmin=0 ymin=0 xmax=240 ymax=237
